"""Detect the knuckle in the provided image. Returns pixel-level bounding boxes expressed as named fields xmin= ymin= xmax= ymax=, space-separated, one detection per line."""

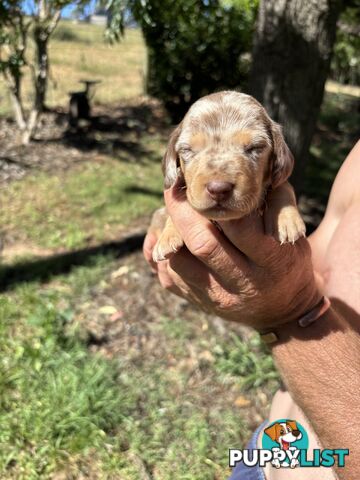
xmin=298 ymin=237 xmax=311 ymax=257
xmin=188 ymin=228 xmax=220 ymax=260
xmin=207 ymin=286 xmax=236 ymax=311
xmin=159 ymin=276 xmax=174 ymax=291
xmin=158 ymin=266 xmax=174 ymax=290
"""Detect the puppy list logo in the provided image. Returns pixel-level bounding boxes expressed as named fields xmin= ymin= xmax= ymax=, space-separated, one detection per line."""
xmin=229 ymin=419 xmax=349 ymax=470
xmin=262 ymin=419 xmax=308 ymax=468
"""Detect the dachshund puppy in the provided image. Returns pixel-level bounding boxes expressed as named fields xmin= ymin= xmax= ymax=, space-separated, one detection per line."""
xmin=151 ymin=91 xmax=306 ymax=262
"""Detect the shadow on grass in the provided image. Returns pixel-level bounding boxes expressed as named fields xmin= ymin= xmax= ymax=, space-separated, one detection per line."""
xmin=0 ymin=232 xmax=145 ymax=292
xmin=33 ymin=102 xmax=169 ymax=164
xmin=124 ymin=185 xmax=163 ymax=198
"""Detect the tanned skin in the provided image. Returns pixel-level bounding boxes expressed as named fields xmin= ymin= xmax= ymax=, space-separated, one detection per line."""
xmin=143 ymin=141 xmax=360 ymax=479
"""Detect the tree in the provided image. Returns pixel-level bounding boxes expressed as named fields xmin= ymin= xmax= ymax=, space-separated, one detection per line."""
xmin=0 ymin=0 xmax=89 ymax=144
xmin=331 ymin=4 xmax=360 ymax=85
xmin=249 ymin=0 xmax=344 ymax=191
xmin=0 ymin=2 xmax=30 ymax=132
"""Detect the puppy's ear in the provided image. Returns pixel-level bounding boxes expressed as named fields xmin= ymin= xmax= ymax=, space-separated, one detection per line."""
xmin=287 ymin=420 xmax=298 ymax=432
xmin=264 ymin=423 xmax=279 ymax=442
xmin=162 ymin=122 xmax=183 ymax=189
xmin=270 ymin=121 xmax=294 ymax=189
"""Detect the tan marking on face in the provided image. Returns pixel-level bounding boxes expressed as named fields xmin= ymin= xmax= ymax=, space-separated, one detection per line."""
xmin=183 ymin=147 xmax=268 ymax=220
xmin=231 ymin=131 xmax=252 ymax=146
xmin=190 ymin=132 xmax=208 ymax=151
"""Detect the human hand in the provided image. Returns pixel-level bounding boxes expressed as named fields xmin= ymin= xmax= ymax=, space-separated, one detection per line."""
xmin=144 ymin=186 xmax=321 ymax=331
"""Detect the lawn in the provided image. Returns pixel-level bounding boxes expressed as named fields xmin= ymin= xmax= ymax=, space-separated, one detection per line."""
xmin=0 ymin=20 xmax=359 ymax=480
xmin=0 ymin=144 xmax=163 ymax=250
xmin=0 ymin=257 xmax=277 ymax=479
xmin=0 ymin=22 xmax=146 ymax=117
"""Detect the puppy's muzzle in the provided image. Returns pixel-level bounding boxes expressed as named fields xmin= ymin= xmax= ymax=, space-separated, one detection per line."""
xmin=206 ymin=180 xmax=234 ymax=203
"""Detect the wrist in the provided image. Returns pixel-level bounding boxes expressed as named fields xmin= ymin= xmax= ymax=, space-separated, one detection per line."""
xmin=259 ymin=295 xmax=331 ymax=345
xmin=282 ymin=287 xmax=324 ymax=325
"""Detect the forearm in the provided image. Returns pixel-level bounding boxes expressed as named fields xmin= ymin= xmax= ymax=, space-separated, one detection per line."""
xmin=271 ymin=302 xmax=360 ymax=479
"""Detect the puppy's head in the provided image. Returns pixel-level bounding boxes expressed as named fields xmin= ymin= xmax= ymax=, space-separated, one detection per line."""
xmin=162 ymin=91 xmax=293 ymax=220
xmin=264 ymin=420 xmax=302 ymax=449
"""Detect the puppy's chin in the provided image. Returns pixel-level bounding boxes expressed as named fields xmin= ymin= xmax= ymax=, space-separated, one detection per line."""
xmin=190 ymin=204 xmax=257 ymax=221
xmin=188 ymin=195 xmax=262 ymax=221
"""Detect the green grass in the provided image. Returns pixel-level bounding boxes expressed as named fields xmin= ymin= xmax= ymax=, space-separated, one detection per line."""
xmin=0 ymin=257 xmax=126 ymax=478
xmin=0 ymin=136 xmax=163 ymax=250
xmin=0 ymin=254 xmax=273 ymax=479
xmin=0 ymin=113 xmax=276 ymax=477
xmin=214 ymin=334 xmax=279 ymax=390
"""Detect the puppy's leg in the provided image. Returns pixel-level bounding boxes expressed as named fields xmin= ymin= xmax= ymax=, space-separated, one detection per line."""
xmin=148 ymin=207 xmax=168 ymax=239
xmin=264 ymin=182 xmax=306 ymax=244
xmin=150 ymin=208 xmax=184 ymax=262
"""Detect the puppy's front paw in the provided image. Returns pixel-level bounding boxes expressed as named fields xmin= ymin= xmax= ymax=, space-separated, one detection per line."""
xmin=275 ymin=206 xmax=306 ymax=244
xmin=152 ymin=230 xmax=184 ymax=262
xmin=272 ymin=459 xmax=281 ymax=469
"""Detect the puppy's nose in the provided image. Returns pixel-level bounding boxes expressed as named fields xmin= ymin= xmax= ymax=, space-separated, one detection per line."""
xmin=292 ymin=430 xmax=301 ymax=437
xmin=206 ymin=181 xmax=234 ymax=201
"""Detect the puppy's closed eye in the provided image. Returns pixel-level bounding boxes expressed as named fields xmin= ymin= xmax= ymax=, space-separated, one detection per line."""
xmin=178 ymin=145 xmax=195 ymax=161
xmin=244 ymin=143 xmax=267 ymax=156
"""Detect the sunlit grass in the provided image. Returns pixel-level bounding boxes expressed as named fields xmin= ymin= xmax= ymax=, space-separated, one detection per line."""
xmin=0 ymin=23 xmax=146 ymax=117
xmin=0 ymin=139 xmax=163 ymax=250
xmin=0 ymin=255 xmax=268 ymax=479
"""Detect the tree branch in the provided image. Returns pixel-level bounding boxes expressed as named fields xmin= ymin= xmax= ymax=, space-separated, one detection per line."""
xmin=47 ymin=9 xmax=61 ymax=36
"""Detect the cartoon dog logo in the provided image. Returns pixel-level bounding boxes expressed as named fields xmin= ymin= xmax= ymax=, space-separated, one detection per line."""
xmin=264 ymin=420 xmax=302 ymax=469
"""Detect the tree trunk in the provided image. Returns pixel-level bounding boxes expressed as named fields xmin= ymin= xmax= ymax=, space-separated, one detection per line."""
xmin=249 ymin=0 xmax=343 ymax=192
xmin=4 ymin=71 xmax=26 ymax=131
xmin=26 ymin=24 xmax=51 ymax=144
xmin=21 ymin=110 xmax=39 ymax=145
xmin=33 ymin=26 xmax=49 ymax=112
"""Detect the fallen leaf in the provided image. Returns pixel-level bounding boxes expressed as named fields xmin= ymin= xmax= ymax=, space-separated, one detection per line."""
xmin=98 ymin=305 xmax=117 ymax=315
xmin=199 ymin=350 xmax=215 ymax=363
xmin=201 ymin=321 xmax=209 ymax=331
xmin=110 ymin=310 xmax=123 ymax=322
xmin=234 ymin=396 xmax=251 ymax=408
xmin=111 ymin=265 xmax=130 ymax=279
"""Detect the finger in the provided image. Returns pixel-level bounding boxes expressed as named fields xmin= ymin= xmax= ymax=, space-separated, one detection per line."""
xmin=165 ymin=261 xmax=211 ymax=309
xmin=218 ymin=213 xmax=281 ymax=265
xmin=143 ymin=232 xmax=158 ymax=273
xmin=168 ymin=247 xmax=212 ymax=287
xmin=164 ymin=185 xmax=249 ymax=278
xmin=157 ymin=259 xmax=184 ymax=296
xmin=158 ymin=260 xmax=206 ymax=305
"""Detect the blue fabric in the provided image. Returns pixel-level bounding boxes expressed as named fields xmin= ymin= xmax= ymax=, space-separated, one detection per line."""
xmin=228 ymin=421 xmax=268 ymax=480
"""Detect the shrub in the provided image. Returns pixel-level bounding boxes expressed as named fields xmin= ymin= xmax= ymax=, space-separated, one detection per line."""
xmin=129 ymin=0 xmax=258 ymax=121
xmin=331 ymin=6 xmax=360 ymax=85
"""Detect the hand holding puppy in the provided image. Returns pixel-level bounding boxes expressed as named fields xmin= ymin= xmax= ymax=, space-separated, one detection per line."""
xmin=144 ymin=183 xmax=321 ymax=331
